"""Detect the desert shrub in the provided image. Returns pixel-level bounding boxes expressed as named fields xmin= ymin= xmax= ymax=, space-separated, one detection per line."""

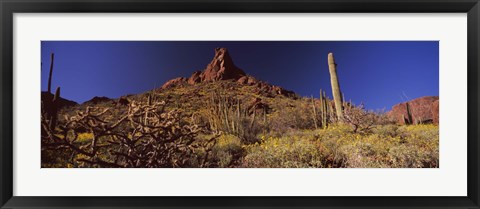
xmin=309 ymin=124 xmax=438 ymax=168
xmin=268 ymin=99 xmax=317 ymax=132
xmin=388 ymin=144 xmax=430 ymax=168
xmin=314 ymin=125 xmax=354 ymax=167
xmin=343 ymin=105 xmax=388 ymax=133
xmin=334 ymin=134 xmax=397 ymax=167
xmin=373 ymin=124 xmax=400 ymax=138
xmin=390 ymin=124 xmax=439 ymax=167
xmin=211 ymin=134 xmax=244 ymax=167
xmin=338 ymin=144 xmax=375 ymax=167
xmin=242 ymin=134 xmax=323 ymax=168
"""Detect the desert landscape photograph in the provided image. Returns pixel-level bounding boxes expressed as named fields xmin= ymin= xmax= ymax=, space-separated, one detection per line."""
xmin=41 ymin=41 xmax=439 ymax=168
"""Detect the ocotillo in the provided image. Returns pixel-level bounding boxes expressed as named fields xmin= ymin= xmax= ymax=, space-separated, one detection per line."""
xmin=319 ymin=89 xmax=325 ymax=128
xmin=320 ymin=89 xmax=329 ymax=128
xmin=311 ymin=96 xmax=318 ymax=129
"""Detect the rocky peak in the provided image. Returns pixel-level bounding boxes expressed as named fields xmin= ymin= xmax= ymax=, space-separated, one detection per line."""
xmin=160 ymin=47 xmax=295 ymax=98
xmin=200 ymin=48 xmax=246 ymax=82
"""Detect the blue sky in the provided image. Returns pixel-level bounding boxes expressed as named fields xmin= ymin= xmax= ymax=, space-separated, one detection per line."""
xmin=41 ymin=41 xmax=439 ymax=110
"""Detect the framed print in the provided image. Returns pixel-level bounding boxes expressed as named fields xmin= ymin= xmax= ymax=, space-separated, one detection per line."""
xmin=1 ymin=0 xmax=479 ymax=208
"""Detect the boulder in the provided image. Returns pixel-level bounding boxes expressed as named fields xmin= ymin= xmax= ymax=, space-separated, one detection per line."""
xmin=237 ymin=75 xmax=258 ymax=85
xmin=237 ymin=76 xmax=249 ymax=84
xmin=271 ymin=85 xmax=296 ymax=97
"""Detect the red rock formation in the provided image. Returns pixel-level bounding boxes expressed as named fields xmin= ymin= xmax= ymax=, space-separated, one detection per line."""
xmin=188 ymin=71 xmax=202 ymax=85
xmin=161 ymin=77 xmax=187 ymax=89
xmin=388 ymin=96 xmax=439 ymax=125
xmin=432 ymin=100 xmax=439 ymax=125
xmin=200 ymin=48 xmax=246 ymax=82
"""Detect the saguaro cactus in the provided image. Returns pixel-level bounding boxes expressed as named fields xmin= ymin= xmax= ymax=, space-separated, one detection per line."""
xmin=327 ymin=52 xmax=344 ymax=121
xmin=319 ymin=89 xmax=333 ymax=128
xmin=44 ymin=52 xmax=61 ymax=129
xmin=49 ymin=87 xmax=61 ymax=129
xmin=405 ymin=102 xmax=413 ymax=125
xmin=47 ymin=53 xmax=55 ymax=93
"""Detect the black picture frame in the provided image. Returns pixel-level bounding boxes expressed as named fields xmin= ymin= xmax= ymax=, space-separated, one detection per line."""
xmin=1 ymin=0 xmax=479 ymax=208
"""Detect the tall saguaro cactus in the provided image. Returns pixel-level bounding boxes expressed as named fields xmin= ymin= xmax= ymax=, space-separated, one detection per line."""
xmin=327 ymin=52 xmax=344 ymax=121
xmin=47 ymin=53 xmax=55 ymax=93
xmin=44 ymin=52 xmax=61 ymax=129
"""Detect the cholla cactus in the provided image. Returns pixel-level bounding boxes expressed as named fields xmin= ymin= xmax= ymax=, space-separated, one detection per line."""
xmin=41 ymin=98 xmax=219 ymax=168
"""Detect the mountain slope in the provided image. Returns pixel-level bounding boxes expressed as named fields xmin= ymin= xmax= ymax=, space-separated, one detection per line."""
xmin=58 ymin=47 xmax=308 ymax=130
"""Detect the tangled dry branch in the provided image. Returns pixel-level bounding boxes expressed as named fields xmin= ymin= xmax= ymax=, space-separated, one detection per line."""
xmin=343 ymin=104 xmax=387 ymax=133
xmin=42 ymin=99 xmax=219 ymax=168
